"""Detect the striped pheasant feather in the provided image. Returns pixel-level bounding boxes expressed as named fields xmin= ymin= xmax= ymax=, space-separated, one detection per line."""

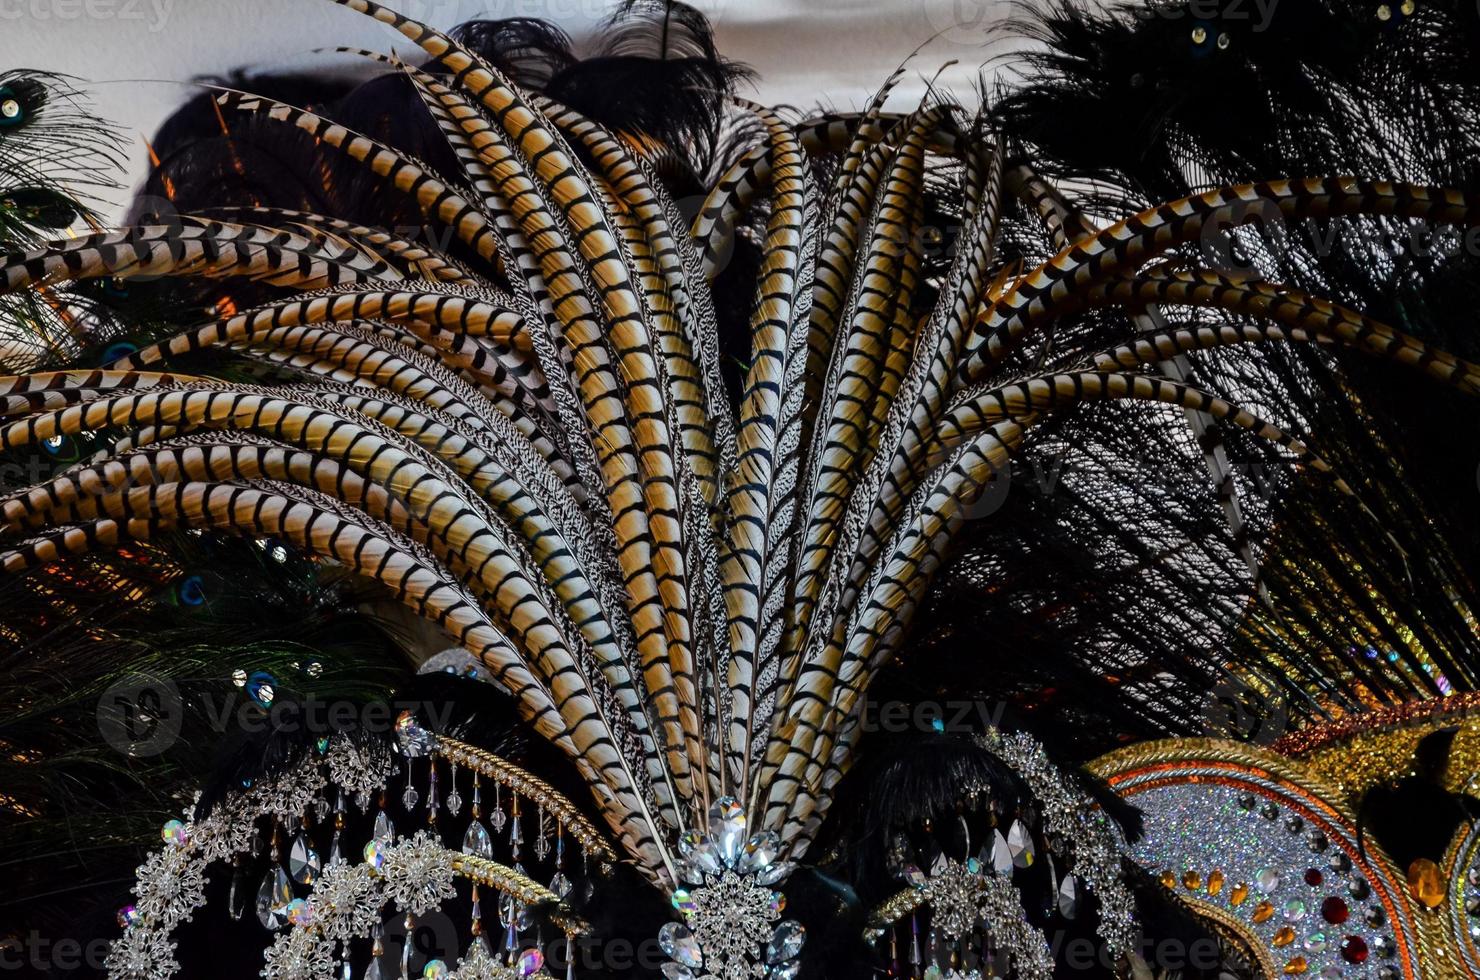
xmin=1 ymin=0 xmax=1479 ymax=883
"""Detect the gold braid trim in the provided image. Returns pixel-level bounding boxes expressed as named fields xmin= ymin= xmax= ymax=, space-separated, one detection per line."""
xmin=435 ymin=733 xmax=618 ymax=864
xmin=450 ymin=853 xmax=590 ymax=937
xmin=1441 ymin=816 xmax=1480 ymax=978
xmin=1182 ymin=901 xmax=1278 ymax=978
xmin=865 ymin=886 xmax=925 ymax=931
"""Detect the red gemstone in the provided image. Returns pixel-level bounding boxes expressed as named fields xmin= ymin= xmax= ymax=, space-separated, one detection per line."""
xmin=1322 ymin=896 xmax=1349 ymax=924
xmin=1305 ymin=869 xmax=1324 ymax=887
xmin=1341 ymin=935 xmax=1369 ymax=964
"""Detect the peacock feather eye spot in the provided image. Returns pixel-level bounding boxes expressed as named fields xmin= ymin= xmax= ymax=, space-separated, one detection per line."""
xmin=0 ymin=90 xmax=22 ymax=127
xmin=40 ymin=433 xmax=79 ymax=461
xmin=176 ymin=574 xmax=207 ymax=606
xmin=101 ymin=341 xmax=138 ymax=364
xmin=245 ymin=671 xmax=276 ymax=708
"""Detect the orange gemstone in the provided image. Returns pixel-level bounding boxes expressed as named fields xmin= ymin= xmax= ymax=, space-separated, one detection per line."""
xmin=1160 ymin=870 xmax=1178 ymax=890
xmin=1182 ymin=870 xmax=1202 ymax=891
xmin=1284 ymin=956 xmax=1308 ymax=974
xmin=1230 ymin=882 xmax=1250 ymax=906
xmin=1407 ymin=858 xmax=1445 ymax=909
xmin=1252 ymin=900 xmax=1275 ymax=923
xmin=1273 ymin=926 xmax=1296 ymax=947
xmin=1207 ymin=869 xmax=1225 ymax=895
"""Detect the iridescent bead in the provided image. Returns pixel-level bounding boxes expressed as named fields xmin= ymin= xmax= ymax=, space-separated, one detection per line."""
xmin=672 ymin=889 xmax=697 ymax=915
xmin=516 ymin=948 xmax=544 ymax=976
xmin=285 ymin=898 xmax=313 ymax=928
xmin=161 ymin=819 xmax=189 ymax=848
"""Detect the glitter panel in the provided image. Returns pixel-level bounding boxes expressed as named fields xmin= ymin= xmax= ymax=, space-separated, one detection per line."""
xmin=1116 ymin=769 xmax=1412 ymax=978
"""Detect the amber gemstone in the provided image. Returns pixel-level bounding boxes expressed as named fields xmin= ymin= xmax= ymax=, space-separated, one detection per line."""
xmin=1230 ymin=882 xmax=1250 ymax=906
xmin=1273 ymin=926 xmax=1296 ymax=947
xmin=1283 ymin=956 xmax=1308 ymax=975
xmin=1207 ymin=870 xmax=1225 ymax=896
xmin=1340 ymin=935 xmax=1369 ymax=964
xmin=1160 ymin=870 xmax=1177 ymax=890
xmin=1182 ymin=870 xmax=1202 ymax=891
xmin=1321 ymin=896 xmax=1349 ymax=924
xmin=1407 ymin=858 xmax=1444 ymax=909
xmin=1252 ymin=900 xmax=1276 ymax=923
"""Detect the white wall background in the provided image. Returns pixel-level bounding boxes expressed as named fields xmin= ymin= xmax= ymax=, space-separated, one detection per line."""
xmin=0 ymin=0 xmax=1018 ymax=218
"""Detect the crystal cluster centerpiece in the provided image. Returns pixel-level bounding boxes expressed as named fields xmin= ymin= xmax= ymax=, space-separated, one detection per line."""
xmin=660 ymin=797 xmax=804 ymax=980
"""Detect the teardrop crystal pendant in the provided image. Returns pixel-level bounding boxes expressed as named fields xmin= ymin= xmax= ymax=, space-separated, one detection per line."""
xmin=463 ymin=819 xmax=493 ymax=860
xmin=289 ymin=830 xmax=321 ymax=885
xmin=659 ymin=922 xmax=702 ymax=968
xmin=989 ymin=829 xmax=1013 ymax=874
xmin=228 ymin=864 xmax=250 ymax=921
xmin=1007 ymin=819 xmax=1035 ymax=869
xmin=739 ymin=831 xmax=781 ymax=874
xmin=328 ymin=830 xmax=345 ymax=868
xmin=255 ymin=864 xmax=293 ymax=929
xmin=707 ymin=796 xmax=747 ymax=867
xmin=373 ymin=809 xmax=394 ymax=842
xmin=766 ymin=919 xmax=806 ymax=964
xmin=1058 ymin=874 xmax=1080 ymax=919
